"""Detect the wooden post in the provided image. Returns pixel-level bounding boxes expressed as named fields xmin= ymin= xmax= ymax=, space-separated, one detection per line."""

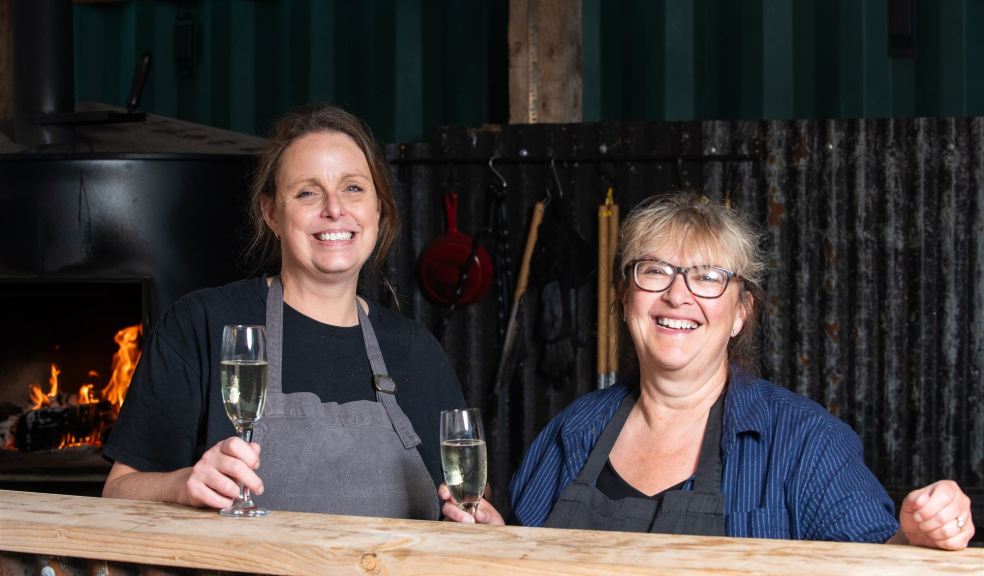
xmin=508 ymin=0 xmax=582 ymax=123
xmin=0 ymin=0 xmax=11 ymax=121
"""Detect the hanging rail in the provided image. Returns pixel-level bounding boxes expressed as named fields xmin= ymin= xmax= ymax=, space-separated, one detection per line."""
xmin=388 ymin=153 xmax=760 ymax=166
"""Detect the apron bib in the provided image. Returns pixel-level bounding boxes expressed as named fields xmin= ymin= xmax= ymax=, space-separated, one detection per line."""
xmin=252 ymin=277 xmax=438 ymax=519
xmin=544 ymin=390 xmax=725 ymax=535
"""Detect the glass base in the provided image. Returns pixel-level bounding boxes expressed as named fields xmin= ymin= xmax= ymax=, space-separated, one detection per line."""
xmin=219 ymin=501 xmax=270 ymax=518
xmin=459 ymin=501 xmax=481 ymax=516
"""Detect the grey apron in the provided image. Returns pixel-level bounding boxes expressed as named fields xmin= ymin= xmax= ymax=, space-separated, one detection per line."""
xmin=544 ymin=390 xmax=725 ymax=535
xmin=251 ymin=277 xmax=438 ymax=519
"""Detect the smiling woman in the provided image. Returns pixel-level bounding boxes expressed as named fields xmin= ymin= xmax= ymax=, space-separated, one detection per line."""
xmin=441 ymin=192 xmax=975 ymax=552
xmin=100 ymin=104 xmax=466 ymax=519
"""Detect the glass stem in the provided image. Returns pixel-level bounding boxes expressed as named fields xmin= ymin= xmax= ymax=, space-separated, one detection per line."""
xmin=238 ymin=426 xmax=253 ymax=503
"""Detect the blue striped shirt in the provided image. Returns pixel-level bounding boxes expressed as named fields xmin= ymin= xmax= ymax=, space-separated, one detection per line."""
xmin=510 ymin=369 xmax=899 ymax=542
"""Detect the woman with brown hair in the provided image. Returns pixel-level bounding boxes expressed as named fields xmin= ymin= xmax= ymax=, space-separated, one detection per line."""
xmin=103 ymin=104 xmax=465 ymax=519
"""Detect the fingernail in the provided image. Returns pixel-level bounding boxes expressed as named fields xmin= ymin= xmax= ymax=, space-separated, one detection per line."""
xmin=913 ymin=513 xmax=923 ymax=522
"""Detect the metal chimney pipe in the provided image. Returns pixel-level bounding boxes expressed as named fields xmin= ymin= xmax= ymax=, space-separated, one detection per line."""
xmin=12 ymin=0 xmax=75 ymax=147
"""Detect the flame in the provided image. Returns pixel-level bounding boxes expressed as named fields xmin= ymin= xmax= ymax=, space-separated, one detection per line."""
xmin=48 ymin=363 xmax=61 ymax=398
xmin=28 ymin=383 xmax=48 ymax=410
xmin=79 ymin=384 xmax=97 ymax=404
xmin=28 ymin=363 xmax=61 ymax=410
xmin=102 ymin=325 xmax=142 ymax=411
xmin=11 ymin=325 xmax=142 ymax=452
xmin=59 ymin=430 xmax=103 ymax=449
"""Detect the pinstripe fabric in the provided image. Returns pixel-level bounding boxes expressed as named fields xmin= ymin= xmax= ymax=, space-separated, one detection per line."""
xmin=509 ymin=369 xmax=899 ymax=543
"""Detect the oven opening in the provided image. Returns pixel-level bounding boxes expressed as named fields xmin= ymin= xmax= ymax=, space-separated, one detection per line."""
xmin=0 ymin=279 xmax=146 ymax=495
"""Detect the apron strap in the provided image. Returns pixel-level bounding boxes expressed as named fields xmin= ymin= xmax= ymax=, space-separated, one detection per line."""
xmin=265 ymin=276 xmax=286 ymax=395
xmin=356 ymin=300 xmax=422 ymax=451
xmin=690 ymin=390 xmax=725 ymax=493
xmin=266 ymin=276 xmax=421 ymax=451
xmin=576 ymin=391 xmax=637 ymax=483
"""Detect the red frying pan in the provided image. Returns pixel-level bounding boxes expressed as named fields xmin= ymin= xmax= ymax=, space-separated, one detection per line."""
xmin=418 ymin=192 xmax=493 ymax=306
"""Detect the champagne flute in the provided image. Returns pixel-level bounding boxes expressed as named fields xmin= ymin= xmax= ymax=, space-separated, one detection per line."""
xmin=219 ymin=325 xmax=270 ymax=518
xmin=440 ymin=408 xmax=487 ymax=515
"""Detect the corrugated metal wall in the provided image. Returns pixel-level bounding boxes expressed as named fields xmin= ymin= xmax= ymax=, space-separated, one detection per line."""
xmin=72 ymin=0 xmax=984 ymax=142
xmin=372 ymin=117 xmax=984 ymax=528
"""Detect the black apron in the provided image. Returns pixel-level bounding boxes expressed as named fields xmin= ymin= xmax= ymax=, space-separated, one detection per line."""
xmin=544 ymin=390 xmax=725 ymax=535
xmin=251 ymin=277 xmax=438 ymax=519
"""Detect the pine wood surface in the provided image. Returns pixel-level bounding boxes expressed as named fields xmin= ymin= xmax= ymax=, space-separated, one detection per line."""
xmin=1 ymin=489 xmax=981 ymax=575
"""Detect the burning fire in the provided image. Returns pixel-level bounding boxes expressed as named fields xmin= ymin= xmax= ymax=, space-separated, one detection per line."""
xmin=28 ymin=364 xmax=62 ymax=410
xmin=102 ymin=325 xmax=142 ymax=410
xmin=11 ymin=324 xmax=143 ymax=451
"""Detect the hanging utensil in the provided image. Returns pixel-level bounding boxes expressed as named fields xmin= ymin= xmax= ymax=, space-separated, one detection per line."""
xmin=605 ymin=189 xmax=620 ymax=388
xmin=596 ymin=194 xmax=611 ymax=389
xmin=492 ymin=201 xmax=546 ymax=395
xmin=418 ymin=192 xmax=494 ymax=306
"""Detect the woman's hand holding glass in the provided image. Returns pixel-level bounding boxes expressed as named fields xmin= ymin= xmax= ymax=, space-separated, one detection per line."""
xmin=215 ymin=324 xmax=270 ymax=517
xmin=438 ymin=483 xmax=505 ymax=525
xmin=438 ymin=408 xmax=505 ymax=524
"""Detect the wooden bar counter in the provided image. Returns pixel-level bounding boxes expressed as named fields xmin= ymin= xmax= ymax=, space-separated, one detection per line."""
xmin=1 ymin=489 xmax=981 ymax=575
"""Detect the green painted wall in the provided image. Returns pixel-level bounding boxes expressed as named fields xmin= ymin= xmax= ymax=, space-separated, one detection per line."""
xmin=74 ymin=0 xmax=983 ymax=142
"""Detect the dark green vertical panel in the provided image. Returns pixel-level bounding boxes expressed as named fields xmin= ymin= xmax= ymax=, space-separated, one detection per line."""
xmin=119 ymin=2 xmax=136 ymax=106
xmin=663 ymin=0 xmax=696 ymax=119
xmin=362 ymin=0 xmax=395 ymax=141
xmin=631 ymin=0 xmax=663 ymax=119
xmin=75 ymin=4 xmax=124 ymax=105
xmin=835 ymin=0 xmax=864 ymax=117
xmin=582 ymin=0 xmax=602 ymax=121
xmin=697 ymin=0 xmax=720 ymax=119
xmin=394 ymin=0 xmax=423 ymax=142
xmin=442 ymin=1 xmax=487 ymax=128
xmin=967 ymin=0 xmax=984 ymax=115
xmin=792 ymin=0 xmax=817 ymax=118
xmin=761 ymin=0 xmax=794 ymax=118
xmin=914 ymin=0 xmax=942 ymax=116
xmin=717 ymin=0 xmax=762 ymax=118
xmin=286 ymin=0 xmax=311 ymax=110
xmin=860 ymin=0 xmax=891 ymax=117
xmin=209 ymin=2 xmax=231 ymax=129
xmin=599 ymin=1 xmax=625 ymax=119
xmin=129 ymin=1 xmax=157 ymax=113
xmin=149 ymin=2 xmax=178 ymax=118
xmin=813 ymin=0 xmax=840 ymax=117
xmin=229 ymin=0 xmax=257 ymax=134
xmin=936 ymin=0 xmax=966 ymax=115
xmin=601 ymin=0 xmax=663 ymax=120
xmin=253 ymin=0 xmax=279 ymax=134
xmin=307 ymin=0 xmax=336 ymax=103
xmin=193 ymin=3 xmax=214 ymax=126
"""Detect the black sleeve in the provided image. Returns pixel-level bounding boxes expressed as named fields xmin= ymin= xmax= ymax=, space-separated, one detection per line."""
xmin=403 ymin=321 xmax=466 ymax=486
xmin=102 ymin=305 xmax=207 ymax=472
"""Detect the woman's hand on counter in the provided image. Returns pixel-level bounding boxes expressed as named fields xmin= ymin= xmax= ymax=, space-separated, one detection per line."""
xmin=893 ymin=479 xmax=974 ymax=550
xmin=180 ymin=437 xmax=264 ymax=508
xmin=102 ymin=437 xmax=263 ymax=510
xmin=438 ymin=483 xmax=505 ymax=525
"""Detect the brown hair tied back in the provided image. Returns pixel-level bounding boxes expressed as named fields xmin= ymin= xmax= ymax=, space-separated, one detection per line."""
xmin=245 ymin=103 xmax=399 ymax=280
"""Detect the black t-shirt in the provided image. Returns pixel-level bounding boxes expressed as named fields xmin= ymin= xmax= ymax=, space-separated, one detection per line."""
xmin=103 ymin=276 xmax=466 ymax=487
xmin=596 ymin=459 xmax=686 ymax=501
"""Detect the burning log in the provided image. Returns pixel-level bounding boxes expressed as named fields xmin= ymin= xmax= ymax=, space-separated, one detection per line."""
xmin=13 ymin=401 xmax=116 ymax=452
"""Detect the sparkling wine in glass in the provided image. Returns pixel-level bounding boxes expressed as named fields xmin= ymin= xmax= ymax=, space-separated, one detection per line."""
xmin=219 ymin=324 xmax=270 ymax=518
xmin=440 ymin=408 xmax=487 ymax=516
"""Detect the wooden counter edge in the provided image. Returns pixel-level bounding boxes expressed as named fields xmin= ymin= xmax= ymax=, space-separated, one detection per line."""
xmin=1 ymin=490 xmax=981 ymax=575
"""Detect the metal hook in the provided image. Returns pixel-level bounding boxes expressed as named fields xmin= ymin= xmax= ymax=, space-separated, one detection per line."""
xmin=550 ymin=156 xmax=565 ymax=199
xmin=488 ymin=155 xmax=508 ymax=189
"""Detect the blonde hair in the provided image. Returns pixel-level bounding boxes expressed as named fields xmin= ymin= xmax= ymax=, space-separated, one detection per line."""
xmin=613 ymin=192 xmax=766 ymax=373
